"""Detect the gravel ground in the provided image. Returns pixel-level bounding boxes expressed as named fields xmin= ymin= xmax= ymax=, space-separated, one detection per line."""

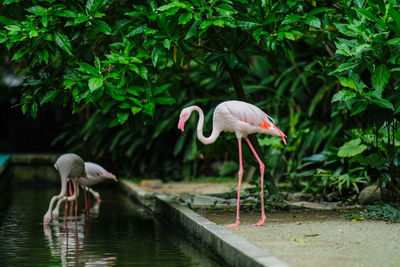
xmin=199 ymin=210 xmax=400 ymax=267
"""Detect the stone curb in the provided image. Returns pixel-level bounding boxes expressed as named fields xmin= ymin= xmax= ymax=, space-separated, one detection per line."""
xmin=120 ymin=180 xmax=289 ymax=267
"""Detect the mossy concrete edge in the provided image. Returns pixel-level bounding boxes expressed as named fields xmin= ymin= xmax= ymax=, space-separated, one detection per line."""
xmin=120 ymin=180 xmax=289 ymax=267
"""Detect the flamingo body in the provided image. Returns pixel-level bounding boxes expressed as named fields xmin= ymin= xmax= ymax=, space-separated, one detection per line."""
xmin=178 ymin=100 xmax=286 ymax=227
xmin=51 ymin=162 xmax=117 ymax=219
xmin=44 ymin=153 xmax=86 ymax=225
xmin=212 ymin=101 xmax=286 ymax=141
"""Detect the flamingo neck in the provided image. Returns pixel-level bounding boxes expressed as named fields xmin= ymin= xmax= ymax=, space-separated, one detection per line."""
xmin=192 ymin=106 xmax=221 ymax=145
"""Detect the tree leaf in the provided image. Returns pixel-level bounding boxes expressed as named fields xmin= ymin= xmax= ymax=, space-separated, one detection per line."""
xmin=185 ymin=20 xmax=201 ymax=39
xmin=30 ymin=102 xmax=38 ymax=119
xmin=40 ymin=91 xmax=59 ymax=105
xmin=178 ymin=13 xmax=192 ymax=25
xmin=86 ymin=0 xmax=106 ymax=14
xmin=54 ymin=32 xmax=73 ymax=56
xmin=144 ymin=102 xmax=155 ymax=117
xmin=117 ymin=112 xmax=129 ymax=124
xmin=155 ymin=97 xmax=176 ymax=105
xmin=371 ymin=98 xmax=394 ymax=110
xmin=332 ymin=89 xmax=357 ymax=102
xmin=200 ymin=20 xmax=213 ymax=29
xmin=77 ymin=62 xmax=99 ymax=76
xmin=88 ymin=77 xmax=103 ymax=91
xmin=337 ymin=76 xmax=357 ymax=90
xmin=305 ymin=16 xmax=321 ymax=28
xmin=350 ymin=99 xmax=368 ymax=115
xmin=154 ymin=83 xmax=172 ymax=96
xmin=338 ymin=138 xmax=367 ymax=157
xmin=93 ymin=20 xmax=111 ymax=34
xmin=329 ymin=62 xmax=359 ymax=75
xmin=371 ymin=64 xmax=390 ymax=93
xmin=282 ymin=14 xmax=301 ymax=24
xmin=389 ymin=6 xmax=400 ymax=30
xmin=355 ymin=8 xmax=386 ymax=29
xmin=131 ymin=106 xmax=143 ymax=115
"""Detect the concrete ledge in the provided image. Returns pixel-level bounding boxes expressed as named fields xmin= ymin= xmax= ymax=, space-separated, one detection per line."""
xmin=120 ymin=180 xmax=155 ymax=209
xmin=120 ymin=179 xmax=289 ymax=267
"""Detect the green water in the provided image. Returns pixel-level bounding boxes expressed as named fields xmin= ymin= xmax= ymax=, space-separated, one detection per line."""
xmin=0 ymin=186 xmax=222 ymax=266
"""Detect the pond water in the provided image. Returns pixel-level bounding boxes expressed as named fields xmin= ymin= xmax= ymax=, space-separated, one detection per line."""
xmin=0 ymin=186 xmax=221 ymax=266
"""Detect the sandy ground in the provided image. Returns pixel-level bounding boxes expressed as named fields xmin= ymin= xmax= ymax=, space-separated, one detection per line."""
xmin=140 ymin=181 xmax=252 ymax=195
xmin=199 ymin=210 xmax=400 ymax=267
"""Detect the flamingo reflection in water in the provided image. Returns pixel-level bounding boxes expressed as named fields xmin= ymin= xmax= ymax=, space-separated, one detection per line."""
xmin=44 ymin=203 xmax=116 ymax=267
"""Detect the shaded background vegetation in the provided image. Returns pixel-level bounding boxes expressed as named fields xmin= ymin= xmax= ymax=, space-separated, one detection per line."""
xmin=0 ymin=0 xmax=399 ymax=201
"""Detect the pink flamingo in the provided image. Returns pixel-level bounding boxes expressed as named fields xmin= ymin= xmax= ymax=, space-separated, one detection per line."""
xmin=178 ymin=100 xmax=287 ymax=227
xmin=51 ymin=162 xmax=117 ymax=220
xmin=43 ymin=153 xmax=87 ymax=225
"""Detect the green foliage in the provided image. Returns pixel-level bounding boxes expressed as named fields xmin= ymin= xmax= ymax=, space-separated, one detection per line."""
xmin=362 ymin=203 xmax=400 ymax=223
xmin=342 ymin=203 xmax=400 ymax=223
xmin=0 ymin=0 xmax=399 ymax=200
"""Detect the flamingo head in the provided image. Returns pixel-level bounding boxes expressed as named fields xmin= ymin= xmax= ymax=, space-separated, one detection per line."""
xmin=95 ymin=171 xmax=118 ymax=182
xmin=178 ymin=107 xmax=191 ymax=133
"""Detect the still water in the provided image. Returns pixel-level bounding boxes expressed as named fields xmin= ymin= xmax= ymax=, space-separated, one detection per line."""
xmin=0 ymin=186 xmax=221 ymax=266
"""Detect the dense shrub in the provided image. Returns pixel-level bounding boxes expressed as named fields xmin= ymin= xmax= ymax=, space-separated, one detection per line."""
xmin=1 ymin=0 xmax=399 ymax=199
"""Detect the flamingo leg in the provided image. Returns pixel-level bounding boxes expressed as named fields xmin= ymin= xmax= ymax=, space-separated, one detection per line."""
xmin=87 ymin=187 xmax=91 ymax=210
xmin=244 ymin=137 xmax=266 ymax=226
xmin=73 ymin=180 xmax=79 ymax=222
xmin=83 ymin=186 xmax=88 ymax=211
xmin=64 ymin=193 xmax=68 ymax=225
xmin=52 ymin=182 xmax=79 ymax=222
xmin=69 ymin=179 xmax=73 ymax=217
xmin=226 ymin=138 xmax=243 ymax=227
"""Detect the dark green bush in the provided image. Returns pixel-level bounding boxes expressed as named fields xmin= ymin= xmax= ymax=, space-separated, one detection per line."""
xmin=1 ymin=0 xmax=399 ymax=199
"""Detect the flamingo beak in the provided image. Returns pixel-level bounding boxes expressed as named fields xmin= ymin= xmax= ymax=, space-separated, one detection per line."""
xmin=177 ymin=115 xmax=187 ymax=136
xmin=106 ymin=172 xmax=118 ymax=182
xmin=177 ymin=118 xmax=185 ymax=132
xmin=273 ymin=125 xmax=287 ymax=146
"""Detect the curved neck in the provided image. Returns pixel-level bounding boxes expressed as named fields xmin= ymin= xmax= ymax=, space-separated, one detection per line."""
xmin=192 ymin=106 xmax=221 ymax=145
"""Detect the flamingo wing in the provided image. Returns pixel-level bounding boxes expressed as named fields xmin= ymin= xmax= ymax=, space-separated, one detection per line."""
xmin=223 ymin=101 xmax=287 ymax=144
xmin=224 ymin=101 xmax=274 ymax=129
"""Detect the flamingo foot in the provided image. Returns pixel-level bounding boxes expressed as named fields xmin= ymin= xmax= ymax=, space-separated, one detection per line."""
xmin=225 ymin=221 xmax=240 ymax=227
xmin=97 ymin=198 xmax=101 ymax=204
xmin=252 ymin=216 xmax=266 ymax=226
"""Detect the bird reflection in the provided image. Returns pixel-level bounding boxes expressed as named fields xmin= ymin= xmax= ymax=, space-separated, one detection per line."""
xmin=43 ymin=202 xmax=116 ymax=267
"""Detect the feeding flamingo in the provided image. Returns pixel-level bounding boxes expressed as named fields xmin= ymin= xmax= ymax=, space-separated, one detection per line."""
xmin=51 ymin=162 xmax=117 ymax=220
xmin=43 ymin=153 xmax=87 ymax=225
xmin=178 ymin=100 xmax=287 ymax=227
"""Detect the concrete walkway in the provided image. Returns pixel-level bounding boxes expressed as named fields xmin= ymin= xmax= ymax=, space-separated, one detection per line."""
xmin=200 ymin=210 xmax=400 ymax=267
xmin=123 ymin=180 xmax=400 ymax=267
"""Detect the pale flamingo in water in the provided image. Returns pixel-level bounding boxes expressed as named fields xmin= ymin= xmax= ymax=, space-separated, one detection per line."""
xmin=43 ymin=153 xmax=87 ymax=225
xmin=178 ymin=100 xmax=287 ymax=227
xmin=79 ymin=162 xmax=118 ymax=209
xmin=51 ymin=162 xmax=118 ymax=220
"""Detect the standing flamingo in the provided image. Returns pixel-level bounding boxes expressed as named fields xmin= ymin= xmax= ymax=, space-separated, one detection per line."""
xmin=178 ymin=100 xmax=287 ymax=227
xmin=43 ymin=153 xmax=87 ymax=225
xmin=51 ymin=162 xmax=118 ymax=220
